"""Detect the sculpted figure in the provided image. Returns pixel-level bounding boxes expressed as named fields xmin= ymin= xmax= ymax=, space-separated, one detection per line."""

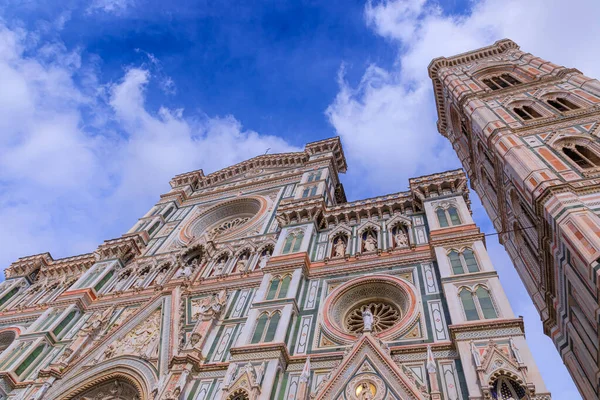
xmin=255 ymin=361 xmax=266 ymax=384
xmin=394 ymin=228 xmax=409 ymax=248
xmin=259 ymin=252 xmax=271 ymax=269
xmin=235 ymin=254 xmax=249 ymax=272
xmin=154 ymin=266 xmax=169 ymax=285
xmin=224 ymin=363 xmax=237 ymax=386
xmin=213 ymin=259 xmax=226 ymax=276
xmin=363 ymin=233 xmax=378 ymax=252
xmin=333 ymin=238 xmax=346 ymax=257
xmin=362 ymin=308 xmax=374 ymax=332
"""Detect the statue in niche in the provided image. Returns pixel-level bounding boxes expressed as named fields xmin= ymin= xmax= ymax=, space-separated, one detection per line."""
xmin=134 ymin=268 xmax=149 ymax=288
xmin=258 ymin=250 xmax=272 ymax=269
xmin=363 ymin=232 xmax=378 ymax=252
xmin=394 ymin=227 xmax=409 ymax=248
xmin=235 ymin=253 xmax=249 ymax=273
xmin=362 ymin=308 xmax=374 ymax=332
xmin=154 ymin=266 xmax=169 ymax=285
xmin=114 ymin=269 xmax=132 ymax=291
xmin=213 ymin=258 xmax=226 ymax=276
xmin=333 ymin=237 xmax=347 ymax=258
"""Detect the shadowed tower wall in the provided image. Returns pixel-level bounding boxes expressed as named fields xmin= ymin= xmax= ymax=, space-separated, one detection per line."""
xmin=429 ymin=39 xmax=600 ymax=399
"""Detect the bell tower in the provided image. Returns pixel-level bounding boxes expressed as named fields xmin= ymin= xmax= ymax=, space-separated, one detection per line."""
xmin=429 ymin=39 xmax=600 ymax=399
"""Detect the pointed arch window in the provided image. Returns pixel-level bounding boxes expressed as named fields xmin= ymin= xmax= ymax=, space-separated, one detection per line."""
xmin=263 ymin=311 xmax=280 ymax=342
xmin=436 ymin=208 xmax=449 ymax=227
xmin=547 ymin=97 xmax=579 ymax=112
xmin=282 ymin=231 xmax=304 ymax=254
xmin=265 ymin=275 xmax=292 ymax=300
xmin=163 ymin=206 xmax=175 ymax=220
xmin=449 ymin=251 xmax=464 ymax=274
xmin=250 ymin=311 xmax=280 ymax=344
xmin=436 ymin=205 xmax=461 ymax=228
xmin=459 ymin=289 xmax=479 ymax=321
xmin=449 ymin=248 xmax=480 ymax=274
xmin=459 ymin=286 xmax=498 ymax=321
xmin=562 ymin=145 xmax=600 ymax=169
xmin=476 ymin=287 xmax=498 ymax=319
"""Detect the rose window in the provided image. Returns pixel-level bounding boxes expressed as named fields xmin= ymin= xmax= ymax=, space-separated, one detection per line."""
xmin=345 ymin=302 xmax=400 ymax=334
xmin=209 ymin=217 xmax=250 ymax=238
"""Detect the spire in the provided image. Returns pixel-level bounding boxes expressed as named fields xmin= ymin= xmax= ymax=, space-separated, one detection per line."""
xmin=427 ymin=345 xmax=436 ymax=374
xmin=297 ymin=357 xmax=311 ymax=400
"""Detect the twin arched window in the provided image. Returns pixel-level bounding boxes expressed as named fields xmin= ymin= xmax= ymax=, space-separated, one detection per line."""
xmin=282 ymin=231 xmax=304 ymax=254
xmin=266 ymin=275 xmax=291 ymax=300
xmin=436 ymin=206 xmax=461 ymax=228
xmin=307 ymin=171 xmax=322 ymax=182
xmin=547 ymin=97 xmax=579 ymax=112
xmin=302 ymin=186 xmax=318 ymax=198
xmin=448 ymin=249 xmax=479 ymax=275
xmin=459 ymin=287 xmax=498 ymax=321
xmin=250 ymin=311 xmax=281 ymax=344
xmin=562 ymin=144 xmax=600 ymax=169
xmin=482 ymin=74 xmax=521 ymax=91
xmin=513 ymin=105 xmax=542 ymax=121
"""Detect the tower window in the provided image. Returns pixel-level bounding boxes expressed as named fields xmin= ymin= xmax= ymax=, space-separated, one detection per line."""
xmin=436 ymin=206 xmax=461 ymax=228
xmin=482 ymin=74 xmax=521 ymax=90
xmin=448 ymin=249 xmax=480 ymax=275
xmin=282 ymin=231 xmax=304 ymax=254
xmin=563 ymin=145 xmax=600 ymax=169
xmin=459 ymin=286 xmax=498 ymax=321
xmin=547 ymin=97 xmax=579 ymax=112
xmin=250 ymin=311 xmax=281 ymax=344
xmin=513 ymin=105 xmax=542 ymax=121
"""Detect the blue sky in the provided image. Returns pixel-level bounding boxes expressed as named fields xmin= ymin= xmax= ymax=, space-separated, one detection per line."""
xmin=2 ymin=0 xmax=599 ymax=398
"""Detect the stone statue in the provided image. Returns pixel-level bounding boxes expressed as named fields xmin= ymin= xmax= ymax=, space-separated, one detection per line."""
xmin=235 ymin=254 xmax=249 ymax=272
xmin=154 ymin=266 xmax=169 ymax=285
xmin=259 ymin=252 xmax=271 ymax=269
xmin=176 ymin=263 xmax=193 ymax=279
xmin=362 ymin=308 xmax=374 ymax=332
xmin=213 ymin=259 xmax=226 ymax=276
xmin=394 ymin=228 xmax=409 ymax=248
xmin=363 ymin=233 xmax=377 ymax=252
xmin=333 ymin=238 xmax=346 ymax=258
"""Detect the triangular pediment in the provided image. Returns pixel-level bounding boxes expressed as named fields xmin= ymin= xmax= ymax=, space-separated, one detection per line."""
xmin=313 ymin=334 xmax=428 ymax=400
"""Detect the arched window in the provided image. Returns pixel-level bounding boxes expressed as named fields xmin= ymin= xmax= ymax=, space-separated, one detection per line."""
xmin=436 ymin=208 xmax=449 ymax=228
xmin=449 ymin=251 xmax=464 ymax=274
xmin=263 ymin=311 xmax=280 ymax=342
xmin=250 ymin=313 xmax=269 ymax=344
xmin=302 ymin=187 xmax=310 ymax=198
xmin=163 ymin=206 xmax=174 ymax=220
xmin=459 ymin=289 xmax=479 ymax=321
xmin=462 ymin=249 xmax=480 ymax=273
xmin=513 ymin=105 xmax=542 ymax=120
xmin=448 ymin=206 xmax=461 ymax=225
xmin=482 ymin=74 xmax=521 ymax=90
xmin=307 ymin=171 xmax=322 ymax=182
xmin=563 ymin=145 xmax=600 ymax=169
xmin=265 ymin=275 xmax=292 ymax=300
xmin=459 ymin=287 xmax=498 ymax=321
xmin=282 ymin=231 xmax=304 ymax=254
xmin=476 ymin=287 xmax=498 ymax=319
xmin=547 ymin=97 xmax=579 ymax=112
xmin=278 ymin=275 xmax=291 ymax=299
xmin=147 ymin=222 xmax=160 ymax=236
xmin=250 ymin=312 xmax=280 ymax=344
xmin=266 ymin=277 xmax=280 ymax=300
xmin=491 ymin=376 xmax=528 ymax=399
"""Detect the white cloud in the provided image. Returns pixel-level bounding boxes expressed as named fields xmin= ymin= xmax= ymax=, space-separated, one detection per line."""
xmin=87 ymin=0 xmax=134 ymax=15
xmin=328 ymin=0 xmax=600 ymax=398
xmin=0 ymin=22 xmax=298 ymax=271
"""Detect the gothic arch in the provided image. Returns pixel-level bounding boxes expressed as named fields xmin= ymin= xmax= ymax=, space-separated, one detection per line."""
xmin=47 ymin=356 xmax=156 ymax=400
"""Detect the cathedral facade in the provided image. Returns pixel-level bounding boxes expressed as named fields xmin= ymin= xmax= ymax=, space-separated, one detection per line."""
xmin=428 ymin=40 xmax=600 ymax=399
xmin=0 ymin=137 xmax=550 ymax=400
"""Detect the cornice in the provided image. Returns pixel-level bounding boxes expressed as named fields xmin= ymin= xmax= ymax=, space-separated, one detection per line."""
xmin=449 ymin=318 xmax=525 ymax=341
xmin=229 ymin=342 xmax=290 ymax=368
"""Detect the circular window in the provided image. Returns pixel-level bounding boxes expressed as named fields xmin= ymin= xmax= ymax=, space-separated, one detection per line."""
xmin=345 ymin=302 xmax=400 ymax=334
xmin=321 ymin=275 xmax=419 ymax=342
xmin=179 ymin=197 xmax=268 ymax=243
